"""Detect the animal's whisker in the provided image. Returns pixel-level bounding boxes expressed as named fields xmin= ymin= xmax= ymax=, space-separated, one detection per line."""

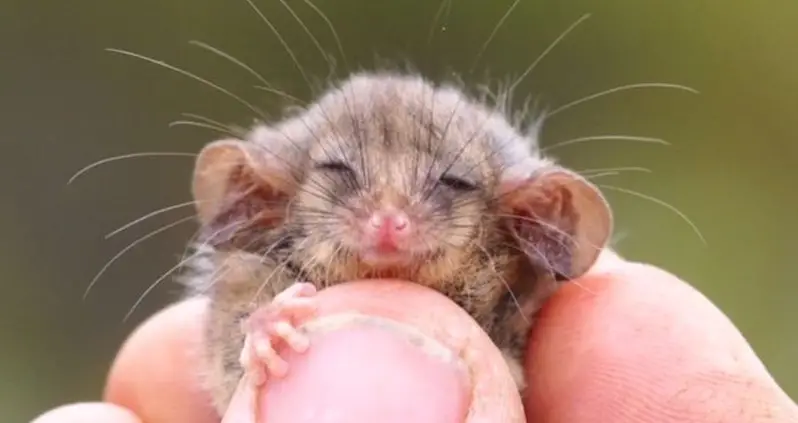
xmin=180 ymin=113 xmax=244 ymax=135
xmin=256 ymin=233 xmax=292 ymax=265
xmin=299 ymin=0 xmax=348 ymax=71
xmin=253 ymin=85 xmax=305 ymax=104
xmin=294 ymin=236 xmax=323 ymax=283
xmin=598 ymin=184 xmax=706 ymax=245
xmin=542 ymin=135 xmax=670 ymax=153
xmin=68 ymin=152 xmax=197 ymax=184
xmin=422 ymin=108 xmax=503 ymax=202
xmin=470 ymin=0 xmax=521 ymax=73
xmin=479 ymin=212 xmax=582 ymax=252
xmin=106 ymin=200 xmax=200 ymax=239
xmin=418 ymin=88 xmax=466 ymax=198
xmin=582 ymin=171 xmax=620 ymax=180
xmin=296 ymin=184 xmax=348 ymax=208
xmin=190 ymin=223 xmax=268 ymax=295
xmin=235 ymin=135 xmax=338 ymax=200
xmin=507 ymin=13 xmax=592 ymax=94
xmin=189 ymin=40 xmax=274 ymax=88
xmin=125 ymin=247 xmax=206 ymax=321
xmin=247 ymin=115 xmax=357 ymax=200
xmin=576 ymin=166 xmax=652 ymax=175
xmin=322 ymin=243 xmax=345 ymax=287
xmin=567 ymin=278 xmax=598 ymax=296
xmin=251 ymin=237 xmax=312 ymax=302
xmin=476 ymin=243 xmax=528 ymax=323
xmin=426 ymin=0 xmax=453 ymax=44
xmin=179 ymin=219 xmax=250 ymax=271
xmin=518 ymin=237 xmax=556 ymax=277
xmin=308 ymin=131 xmax=363 ymax=194
xmin=84 ymin=215 xmax=196 ymax=299
xmin=242 ymin=0 xmax=311 ymax=88
xmin=546 ymin=82 xmax=699 ymax=118
xmin=169 ymin=120 xmax=236 ymax=136
xmin=275 ymin=0 xmax=336 ymax=78
xmin=609 ymin=230 xmax=630 ymax=248
xmin=105 ymin=48 xmax=266 ymax=118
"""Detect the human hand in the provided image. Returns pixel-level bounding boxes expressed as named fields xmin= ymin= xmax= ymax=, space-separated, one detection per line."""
xmin=31 ymin=251 xmax=798 ymax=422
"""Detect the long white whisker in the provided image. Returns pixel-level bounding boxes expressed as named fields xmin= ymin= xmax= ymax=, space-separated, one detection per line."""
xmin=105 ymin=200 xmax=199 ymax=239
xmin=576 ymin=166 xmax=652 ymax=175
xmin=84 ymin=216 xmax=195 ymax=299
xmin=189 ymin=40 xmax=273 ymax=87
xmin=582 ymin=171 xmax=619 ymax=179
xmin=252 ymin=237 xmax=311 ymax=302
xmin=300 ymin=0 xmax=348 ymax=70
xmin=105 ymin=48 xmax=266 ymax=118
xmin=122 ymin=219 xmax=252 ymax=321
xmin=68 ymin=152 xmax=196 ymax=184
xmin=180 ymin=112 xmax=235 ymax=129
xmin=598 ymin=184 xmax=707 ymax=245
xmin=124 ymin=251 xmax=197 ymax=321
xmin=242 ymin=0 xmax=311 ymax=86
xmin=546 ymin=83 xmax=699 ymax=118
xmin=168 ymin=120 xmax=235 ymax=136
xmin=477 ymin=243 xmax=528 ymax=324
xmin=427 ymin=0 xmax=451 ymax=44
xmin=275 ymin=0 xmax=335 ymax=75
xmin=470 ymin=0 xmax=521 ymax=73
xmin=542 ymin=135 xmax=669 ymax=153
xmin=253 ymin=85 xmax=305 ymax=104
xmin=508 ymin=13 xmax=591 ymax=94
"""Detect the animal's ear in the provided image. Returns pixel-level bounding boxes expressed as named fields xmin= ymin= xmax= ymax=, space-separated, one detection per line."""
xmin=192 ymin=138 xmax=295 ymax=229
xmin=500 ymin=166 xmax=612 ymax=281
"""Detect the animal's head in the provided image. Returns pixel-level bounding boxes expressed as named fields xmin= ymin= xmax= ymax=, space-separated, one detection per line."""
xmin=191 ymin=74 xmax=612 ymax=284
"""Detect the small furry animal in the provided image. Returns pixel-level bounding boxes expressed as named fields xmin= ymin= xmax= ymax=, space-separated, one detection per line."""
xmin=183 ymin=71 xmax=613 ymax=414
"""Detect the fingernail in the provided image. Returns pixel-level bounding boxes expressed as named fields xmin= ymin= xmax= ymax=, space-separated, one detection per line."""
xmin=257 ymin=316 xmax=470 ymax=423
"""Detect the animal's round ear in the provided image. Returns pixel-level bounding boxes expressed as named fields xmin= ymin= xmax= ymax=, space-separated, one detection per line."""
xmin=193 ymin=139 xmax=244 ymax=224
xmin=501 ymin=166 xmax=613 ymax=280
xmin=192 ymin=139 xmax=290 ymax=225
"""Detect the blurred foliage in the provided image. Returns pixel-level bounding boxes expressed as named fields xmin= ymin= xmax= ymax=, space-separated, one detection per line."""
xmin=2 ymin=0 xmax=797 ymax=420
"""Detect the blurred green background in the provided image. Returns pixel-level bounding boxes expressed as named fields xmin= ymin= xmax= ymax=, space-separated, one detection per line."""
xmin=3 ymin=0 xmax=797 ymax=420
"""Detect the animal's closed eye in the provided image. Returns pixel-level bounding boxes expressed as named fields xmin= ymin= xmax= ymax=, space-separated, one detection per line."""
xmin=438 ymin=174 xmax=477 ymax=192
xmin=315 ymin=161 xmax=354 ymax=173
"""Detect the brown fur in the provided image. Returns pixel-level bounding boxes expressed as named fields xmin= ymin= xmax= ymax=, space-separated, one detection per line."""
xmin=184 ymin=72 xmax=612 ymax=414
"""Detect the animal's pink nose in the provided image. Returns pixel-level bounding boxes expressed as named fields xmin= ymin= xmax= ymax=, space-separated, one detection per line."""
xmin=369 ymin=211 xmax=409 ymax=232
xmin=367 ymin=211 xmax=410 ymax=249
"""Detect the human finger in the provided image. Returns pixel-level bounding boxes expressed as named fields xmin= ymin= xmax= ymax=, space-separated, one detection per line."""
xmin=225 ymin=280 xmax=525 ymax=423
xmin=103 ymin=298 xmax=220 ymax=423
xmin=524 ymin=251 xmax=798 ymax=422
xmin=101 ymin=280 xmax=525 ymax=423
xmin=30 ymin=402 xmax=142 ymax=423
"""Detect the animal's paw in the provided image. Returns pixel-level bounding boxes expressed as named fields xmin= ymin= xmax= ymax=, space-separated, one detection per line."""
xmin=239 ymin=282 xmax=318 ymax=385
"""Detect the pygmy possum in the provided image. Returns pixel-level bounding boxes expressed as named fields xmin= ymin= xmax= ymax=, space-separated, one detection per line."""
xmin=182 ymin=72 xmax=613 ymax=414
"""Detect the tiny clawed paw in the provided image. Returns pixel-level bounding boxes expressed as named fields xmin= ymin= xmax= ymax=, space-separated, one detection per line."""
xmin=239 ymin=282 xmax=318 ymax=385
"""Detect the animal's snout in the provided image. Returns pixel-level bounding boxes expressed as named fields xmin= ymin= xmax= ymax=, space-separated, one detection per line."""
xmin=365 ymin=209 xmax=411 ymax=251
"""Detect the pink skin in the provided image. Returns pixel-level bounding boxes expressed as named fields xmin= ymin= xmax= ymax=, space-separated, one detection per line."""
xmin=358 ymin=209 xmax=414 ymax=266
xmin=31 ymin=251 xmax=798 ymax=423
xmin=241 ymin=210 xmax=415 ymax=385
xmin=240 ymin=283 xmax=319 ymax=386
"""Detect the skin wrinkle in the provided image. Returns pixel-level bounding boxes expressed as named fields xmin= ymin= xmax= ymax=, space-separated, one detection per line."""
xmin=525 ymin=258 xmax=798 ymax=422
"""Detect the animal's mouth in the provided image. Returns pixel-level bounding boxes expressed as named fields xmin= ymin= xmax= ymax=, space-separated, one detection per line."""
xmin=358 ymin=246 xmax=414 ymax=268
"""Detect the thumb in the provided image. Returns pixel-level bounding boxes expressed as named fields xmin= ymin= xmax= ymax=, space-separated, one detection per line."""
xmin=223 ymin=280 xmax=525 ymax=423
xmin=524 ymin=253 xmax=798 ymax=422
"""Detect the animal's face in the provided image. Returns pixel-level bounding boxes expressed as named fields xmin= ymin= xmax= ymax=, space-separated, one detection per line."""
xmin=289 ymin=112 xmax=501 ymax=280
xmin=190 ymin=73 xmax=611 ymax=286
